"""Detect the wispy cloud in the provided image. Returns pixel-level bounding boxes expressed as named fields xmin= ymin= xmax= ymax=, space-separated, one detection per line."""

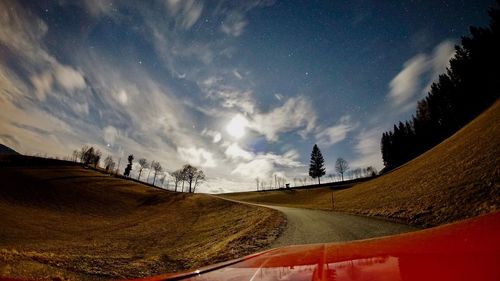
xmin=388 ymin=54 xmax=428 ymax=106
xmin=231 ymin=149 xmax=303 ymax=179
xmin=388 ymin=39 xmax=456 ymax=110
xmin=248 ymin=96 xmax=316 ymax=141
xmin=221 ymin=12 xmax=248 ymax=37
xmin=225 ymin=143 xmax=254 ymax=161
xmin=177 ymin=146 xmax=217 ymax=168
xmin=316 ymin=115 xmax=356 ymax=146
xmin=164 ymin=0 xmax=204 ymax=30
xmin=350 ymin=128 xmax=383 ymax=170
xmin=201 ymin=129 xmax=222 ymax=143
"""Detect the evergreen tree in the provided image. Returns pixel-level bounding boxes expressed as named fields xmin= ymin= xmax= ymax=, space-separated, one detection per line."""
xmin=124 ymin=154 xmax=134 ymax=177
xmin=381 ymin=3 xmax=500 ymax=171
xmin=309 ymin=144 xmax=326 ymax=184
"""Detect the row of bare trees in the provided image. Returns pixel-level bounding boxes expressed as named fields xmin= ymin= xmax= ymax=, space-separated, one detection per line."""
xmin=71 ymin=146 xmax=205 ymax=192
xmin=72 ymin=146 xmax=102 ymax=168
xmin=130 ymin=156 xmax=164 ymax=186
xmin=255 ymin=174 xmax=292 ymax=191
xmin=127 ymin=156 xmax=205 ymax=192
xmin=171 ymin=164 xmax=206 ymax=193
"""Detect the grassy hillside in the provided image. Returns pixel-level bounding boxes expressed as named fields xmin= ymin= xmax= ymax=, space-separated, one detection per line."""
xmin=0 ymin=160 xmax=285 ymax=280
xmin=224 ymin=100 xmax=500 ymax=227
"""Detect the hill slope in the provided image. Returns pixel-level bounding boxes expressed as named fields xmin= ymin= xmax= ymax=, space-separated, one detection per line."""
xmin=224 ymin=100 xmax=500 ymax=227
xmin=0 ymin=160 xmax=284 ymax=280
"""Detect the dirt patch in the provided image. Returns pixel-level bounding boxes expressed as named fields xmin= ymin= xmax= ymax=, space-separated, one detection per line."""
xmin=0 ymin=165 xmax=285 ymax=280
xmin=223 ymin=100 xmax=500 ymax=227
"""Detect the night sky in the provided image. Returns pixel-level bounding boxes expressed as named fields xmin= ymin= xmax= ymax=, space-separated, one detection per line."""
xmin=0 ymin=0 xmax=494 ymax=192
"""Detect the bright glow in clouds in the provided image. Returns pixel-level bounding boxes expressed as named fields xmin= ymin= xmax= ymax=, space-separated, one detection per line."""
xmin=226 ymin=114 xmax=248 ymax=139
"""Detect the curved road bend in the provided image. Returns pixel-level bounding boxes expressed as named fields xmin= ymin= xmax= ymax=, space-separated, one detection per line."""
xmin=216 ymin=196 xmax=418 ymax=247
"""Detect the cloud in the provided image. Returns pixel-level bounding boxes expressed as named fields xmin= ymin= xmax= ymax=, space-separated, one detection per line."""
xmin=54 ymin=64 xmax=86 ymax=91
xmin=165 ymin=0 xmax=204 ymax=29
xmin=71 ymin=102 xmax=89 ymax=116
xmin=422 ymin=40 xmax=456 ymax=93
xmin=388 ymin=54 xmax=428 ymax=106
xmin=30 ymin=72 xmax=52 ymax=101
xmin=231 ymin=150 xmax=303 ymax=179
xmin=82 ymin=0 xmax=115 ymax=17
xmin=248 ymin=96 xmax=316 ymax=141
xmin=430 ymin=40 xmax=455 ymax=75
xmin=231 ymin=158 xmax=274 ymax=179
xmin=30 ymin=64 xmax=86 ymax=101
xmin=350 ymin=128 xmax=383 ymax=170
xmin=388 ymin=39 xmax=456 ymax=109
xmin=103 ymin=126 xmax=119 ymax=145
xmin=202 ymin=129 xmax=222 ymax=143
xmin=225 ymin=143 xmax=254 ymax=161
xmin=233 ymin=69 xmax=243 ymax=79
xmin=316 ymin=115 xmax=356 ymax=146
xmin=202 ymin=83 xmax=256 ymax=114
xmin=177 ymin=146 xmax=217 ymax=168
xmin=221 ymin=12 xmax=248 ymax=37
xmin=115 ymin=89 xmax=128 ymax=105
xmin=0 ymin=1 xmax=48 ymax=61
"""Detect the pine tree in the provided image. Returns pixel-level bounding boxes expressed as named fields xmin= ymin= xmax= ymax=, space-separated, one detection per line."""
xmin=381 ymin=3 xmax=500 ymax=171
xmin=124 ymin=154 xmax=134 ymax=177
xmin=309 ymin=144 xmax=326 ymax=184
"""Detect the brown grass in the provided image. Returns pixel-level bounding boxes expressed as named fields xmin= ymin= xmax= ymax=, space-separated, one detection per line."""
xmin=224 ymin=100 xmax=500 ymax=227
xmin=0 ymin=164 xmax=285 ymax=280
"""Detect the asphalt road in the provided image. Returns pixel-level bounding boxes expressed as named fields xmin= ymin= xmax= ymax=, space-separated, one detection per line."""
xmin=265 ymin=205 xmax=418 ymax=247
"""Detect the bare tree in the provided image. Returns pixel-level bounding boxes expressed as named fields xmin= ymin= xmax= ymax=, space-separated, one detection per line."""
xmin=328 ymin=174 xmax=335 ymax=183
xmin=137 ymin=158 xmax=149 ymax=181
xmin=72 ymin=150 xmax=79 ymax=162
xmin=255 ymin=178 xmax=260 ymax=191
xmin=335 ymin=158 xmax=349 ymax=181
xmin=104 ymin=155 xmax=115 ymax=172
xmin=159 ymin=172 xmax=167 ymax=188
xmin=366 ymin=166 xmax=377 ymax=177
xmin=79 ymin=146 xmax=101 ymax=168
xmin=92 ymin=149 xmax=102 ymax=168
xmin=181 ymin=164 xmax=206 ymax=193
xmin=79 ymin=145 xmax=90 ymax=163
xmin=347 ymin=170 xmax=354 ymax=180
xmin=171 ymin=169 xmax=184 ymax=192
xmin=81 ymin=146 xmax=94 ymax=165
xmin=151 ymin=161 xmax=163 ymax=186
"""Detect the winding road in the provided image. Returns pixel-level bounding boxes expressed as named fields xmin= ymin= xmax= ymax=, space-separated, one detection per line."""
xmin=218 ymin=196 xmax=417 ymax=247
xmin=265 ymin=205 xmax=418 ymax=247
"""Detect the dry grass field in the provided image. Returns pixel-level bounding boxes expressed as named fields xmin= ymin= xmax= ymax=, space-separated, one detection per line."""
xmin=0 ymin=162 xmax=285 ymax=280
xmin=224 ymin=100 xmax=500 ymax=227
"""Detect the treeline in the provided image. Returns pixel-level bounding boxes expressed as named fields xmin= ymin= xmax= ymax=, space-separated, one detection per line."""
xmin=71 ymin=145 xmax=205 ymax=193
xmin=382 ymin=5 xmax=500 ymax=170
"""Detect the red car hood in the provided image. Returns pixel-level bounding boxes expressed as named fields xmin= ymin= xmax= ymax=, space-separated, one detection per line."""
xmin=132 ymin=211 xmax=500 ymax=281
